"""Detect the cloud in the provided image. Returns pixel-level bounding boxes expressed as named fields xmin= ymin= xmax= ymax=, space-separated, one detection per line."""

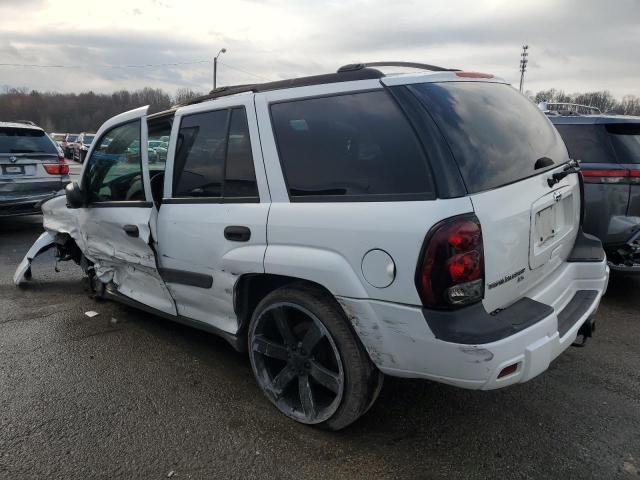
xmin=0 ymin=0 xmax=637 ymax=97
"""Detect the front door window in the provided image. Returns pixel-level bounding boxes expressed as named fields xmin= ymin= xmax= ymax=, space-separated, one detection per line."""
xmin=84 ymin=120 xmax=145 ymax=203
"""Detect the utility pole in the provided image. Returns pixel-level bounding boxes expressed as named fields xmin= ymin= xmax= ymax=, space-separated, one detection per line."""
xmin=213 ymin=48 xmax=227 ymax=91
xmin=519 ymin=45 xmax=529 ymax=93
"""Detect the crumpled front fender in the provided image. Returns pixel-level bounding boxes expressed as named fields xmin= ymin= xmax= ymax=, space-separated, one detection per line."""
xmin=13 ymin=231 xmax=57 ymax=285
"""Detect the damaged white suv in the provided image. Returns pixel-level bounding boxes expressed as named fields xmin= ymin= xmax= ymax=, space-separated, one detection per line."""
xmin=15 ymin=62 xmax=610 ymax=430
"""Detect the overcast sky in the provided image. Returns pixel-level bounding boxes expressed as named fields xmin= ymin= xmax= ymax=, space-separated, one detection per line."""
xmin=0 ymin=0 xmax=637 ymax=98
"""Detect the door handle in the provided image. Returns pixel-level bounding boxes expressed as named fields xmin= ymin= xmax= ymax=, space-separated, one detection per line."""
xmin=123 ymin=224 xmax=139 ymax=237
xmin=224 ymin=226 xmax=251 ymax=242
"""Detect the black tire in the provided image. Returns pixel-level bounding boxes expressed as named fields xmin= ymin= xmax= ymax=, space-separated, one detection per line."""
xmin=248 ymin=284 xmax=383 ymax=430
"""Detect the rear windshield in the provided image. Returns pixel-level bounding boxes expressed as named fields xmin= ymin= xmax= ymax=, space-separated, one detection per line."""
xmin=606 ymin=123 xmax=640 ymax=164
xmin=0 ymin=127 xmax=58 ymax=154
xmin=84 ymin=135 xmax=95 ymax=143
xmin=408 ymin=82 xmax=568 ymax=193
xmin=66 ymin=134 xmax=78 ymax=142
xmin=553 ymin=125 xmax=616 ymax=163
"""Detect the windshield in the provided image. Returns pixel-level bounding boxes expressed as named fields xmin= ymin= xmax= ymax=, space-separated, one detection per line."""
xmin=0 ymin=127 xmax=58 ymax=154
xmin=66 ymin=134 xmax=78 ymax=142
xmin=408 ymin=81 xmax=568 ymax=193
xmin=84 ymin=135 xmax=95 ymax=144
xmin=606 ymin=123 xmax=640 ymax=164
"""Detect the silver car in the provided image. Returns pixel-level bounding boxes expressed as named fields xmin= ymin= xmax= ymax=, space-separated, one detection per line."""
xmin=0 ymin=121 xmax=70 ymax=217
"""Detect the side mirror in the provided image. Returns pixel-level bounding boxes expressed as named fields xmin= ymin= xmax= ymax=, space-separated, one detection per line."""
xmin=65 ymin=181 xmax=84 ymax=208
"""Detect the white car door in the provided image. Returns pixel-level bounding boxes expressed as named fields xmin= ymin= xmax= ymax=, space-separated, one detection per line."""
xmin=77 ymin=106 xmax=176 ymax=315
xmin=155 ymin=95 xmax=270 ymax=334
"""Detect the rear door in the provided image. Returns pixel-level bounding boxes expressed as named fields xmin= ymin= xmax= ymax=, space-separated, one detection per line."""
xmin=155 ymin=95 xmax=270 ymax=334
xmin=406 ymin=80 xmax=580 ymax=312
xmin=77 ymin=106 xmax=176 ymax=315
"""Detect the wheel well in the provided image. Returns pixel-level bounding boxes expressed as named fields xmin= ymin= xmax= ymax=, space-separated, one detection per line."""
xmin=234 ymin=274 xmax=336 ymax=336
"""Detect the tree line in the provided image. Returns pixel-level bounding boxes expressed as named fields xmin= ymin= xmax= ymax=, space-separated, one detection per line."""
xmin=0 ymin=86 xmax=203 ymax=133
xmin=1 ymin=85 xmax=638 ymax=133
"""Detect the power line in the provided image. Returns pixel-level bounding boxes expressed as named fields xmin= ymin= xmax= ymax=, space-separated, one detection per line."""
xmin=217 ymin=60 xmax=272 ymax=82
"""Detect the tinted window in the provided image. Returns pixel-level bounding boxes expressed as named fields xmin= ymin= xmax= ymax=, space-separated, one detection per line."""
xmin=409 ymin=82 xmax=568 ymax=193
xmin=225 ymin=108 xmax=258 ymax=198
xmin=554 ymin=124 xmax=615 ymax=163
xmin=606 ymin=123 xmax=640 ymax=164
xmin=85 ymin=121 xmax=144 ymax=203
xmin=173 ymin=110 xmax=228 ymax=198
xmin=0 ymin=128 xmax=58 ymax=154
xmin=270 ymin=90 xmax=434 ymax=200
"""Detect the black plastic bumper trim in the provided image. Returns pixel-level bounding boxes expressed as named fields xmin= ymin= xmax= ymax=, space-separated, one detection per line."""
xmin=567 ymin=228 xmax=605 ymax=263
xmin=557 ymin=290 xmax=598 ymax=338
xmin=422 ymin=297 xmax=553 ymax=345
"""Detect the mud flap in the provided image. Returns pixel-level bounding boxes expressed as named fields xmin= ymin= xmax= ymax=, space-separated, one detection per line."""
xmin=13 ymin=231 xmax=57 ymax=285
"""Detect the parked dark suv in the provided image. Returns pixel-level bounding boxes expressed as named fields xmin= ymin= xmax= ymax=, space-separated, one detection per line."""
xmin=550 ymin=114 xmax=640 ymax=271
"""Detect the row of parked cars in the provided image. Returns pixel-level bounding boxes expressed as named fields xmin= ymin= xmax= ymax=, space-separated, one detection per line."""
xmin=49 ymin=132 xmax=94 ymax=163
xmin=50 ymin=132 xmax=169 ymax=164
xmin=6 ymin=62 xmax=640 ymax=430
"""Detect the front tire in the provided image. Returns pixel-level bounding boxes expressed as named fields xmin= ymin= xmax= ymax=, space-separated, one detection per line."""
xmin=248 ymin=285 xmax=383 ymax=430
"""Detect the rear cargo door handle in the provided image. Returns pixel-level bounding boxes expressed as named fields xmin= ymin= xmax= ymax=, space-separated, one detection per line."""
xmin=123 ymin=224 xmax=139 ymax=237
xmin=224 ymin=226 xmax=251 ymax=242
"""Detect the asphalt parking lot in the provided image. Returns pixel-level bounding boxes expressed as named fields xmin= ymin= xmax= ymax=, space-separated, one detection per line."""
xmin=1 ymin=213 xmax=639 ymax=479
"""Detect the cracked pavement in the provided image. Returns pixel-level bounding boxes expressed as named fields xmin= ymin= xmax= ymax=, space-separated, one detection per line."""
xmin=1 ymin=215 xmax=639 ymax=479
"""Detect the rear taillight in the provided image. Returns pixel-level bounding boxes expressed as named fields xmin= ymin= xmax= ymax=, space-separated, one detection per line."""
xmin=43 ymin=157 xmax=69 ymax=175
xmin=581 ymin=169 xmax=640 ymax=184
xmin=416 ymin=214 xmax=484 ymax=308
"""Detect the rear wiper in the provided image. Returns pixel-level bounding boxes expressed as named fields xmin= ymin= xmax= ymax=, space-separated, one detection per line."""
xmin=547 ymin=159 xmax=581 ymax=187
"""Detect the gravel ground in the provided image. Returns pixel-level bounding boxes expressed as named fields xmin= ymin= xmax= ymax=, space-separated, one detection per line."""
xmin=1 ymin=215 xmax=639 ymax=479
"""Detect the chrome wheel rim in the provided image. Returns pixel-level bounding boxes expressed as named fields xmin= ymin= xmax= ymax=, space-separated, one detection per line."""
xmin=249 ymin=302 xmax=345 ymax=424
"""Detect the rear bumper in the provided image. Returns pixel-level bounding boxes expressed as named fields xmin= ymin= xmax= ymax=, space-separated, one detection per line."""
xmin=0 ymin=186 xmax=66 ymax=217
xmin=337 ymin=257 xmax=609 ymax=390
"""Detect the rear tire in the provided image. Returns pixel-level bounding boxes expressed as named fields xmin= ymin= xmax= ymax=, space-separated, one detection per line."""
xmin=248 ymin=285 xmax=383 ymax=430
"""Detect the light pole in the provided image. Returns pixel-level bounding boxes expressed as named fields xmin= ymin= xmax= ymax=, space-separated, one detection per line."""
xmin=519 ymin=45 xmax=529 ymax=93
xmin=213 ymin=48 xmax=227 ymax=91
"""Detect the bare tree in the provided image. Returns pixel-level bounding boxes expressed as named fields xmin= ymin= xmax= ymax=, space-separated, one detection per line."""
xmin=173 ymin=88 xmax=204 ymax=105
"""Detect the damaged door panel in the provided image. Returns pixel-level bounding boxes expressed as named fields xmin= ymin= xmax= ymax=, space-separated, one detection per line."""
xmin=15 ymin=106 xmax=177 ymax=316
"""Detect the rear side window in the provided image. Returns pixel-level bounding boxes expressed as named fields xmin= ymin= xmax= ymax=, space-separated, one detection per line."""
xmin=606 ymin=123 xmax=640 ymax=164
xmin=409 ymin=82 xmax=568 ymax=194
xmin=0 ymin=128 xmax=58 ymax=154
xmin=173 ymin=107 xmax=258 ymax=200
xmin=554 ymin=124 xmax=615 ymax=164
xmin=270 ymin=90 xmax=434 ymax=201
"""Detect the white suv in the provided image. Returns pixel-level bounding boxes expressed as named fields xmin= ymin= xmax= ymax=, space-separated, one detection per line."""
xmin=15 ymin=62 xmax=610 ymax=430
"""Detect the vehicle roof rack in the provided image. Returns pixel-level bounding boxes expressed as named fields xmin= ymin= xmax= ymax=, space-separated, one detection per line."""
xmin=539 ymin=102 xmax=602 ymax=116
xmin=337 ymin=61 xmax=458 ymax=73
xmin=184 ymin=67 xmax=385 ymax=106
xmin=181 ymin=61 xmax=458 ymax=107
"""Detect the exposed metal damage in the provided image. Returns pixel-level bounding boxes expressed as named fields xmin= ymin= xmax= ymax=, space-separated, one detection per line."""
xmin=14 ymin=195 xmax=176 ymax=316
